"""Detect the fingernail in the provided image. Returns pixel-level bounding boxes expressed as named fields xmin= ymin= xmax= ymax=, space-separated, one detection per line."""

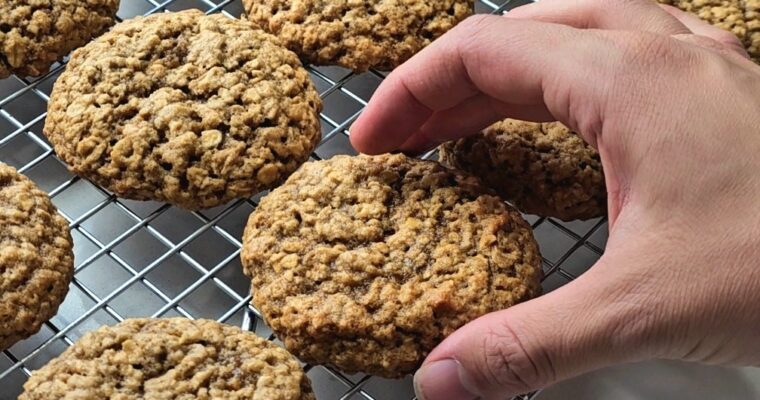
xmin=414 ymin=359 xmax=478 ymax=400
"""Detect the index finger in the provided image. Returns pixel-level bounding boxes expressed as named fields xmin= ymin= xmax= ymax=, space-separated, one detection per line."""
xmin=349 ymin=16 xmax=609 ymax=154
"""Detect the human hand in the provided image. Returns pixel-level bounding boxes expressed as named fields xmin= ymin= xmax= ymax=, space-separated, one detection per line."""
xmin=350 ymin=1 xmax=760 ymax=399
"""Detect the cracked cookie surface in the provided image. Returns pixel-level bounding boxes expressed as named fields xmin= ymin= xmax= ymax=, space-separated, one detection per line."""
xmin=439 ymin=119 xmax=607 ymax=221
xmin=20 ymin=318 xmax=315 ymax=400
xmin=0 ymin=162 xmax=73 ymax=350
xmin=658 ymin=0 xmax=759 ymax=62
xmin=0 ymin=0 xmax=119 ymax=78
xmin=45 ymin=10 xmax=322 ymax=210
xmin=242 ymin=0 xmax=474 ymax=71
xmin=241 ymin=154 xmax=542 ymax=377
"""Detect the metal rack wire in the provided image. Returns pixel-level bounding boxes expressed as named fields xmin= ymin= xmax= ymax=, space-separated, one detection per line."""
xmin=0 ymin=0 xmax=608 ymax=399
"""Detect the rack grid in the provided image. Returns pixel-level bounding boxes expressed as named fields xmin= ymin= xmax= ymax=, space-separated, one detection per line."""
xmin=0 ymin=0 xmax=608 ymax=399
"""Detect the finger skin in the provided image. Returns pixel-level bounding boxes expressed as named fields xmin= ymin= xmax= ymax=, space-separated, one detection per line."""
xmin=398 ymin=96 xmax=553 ymax=155
xmin=507 ymin=0 xmax=690 ymax=35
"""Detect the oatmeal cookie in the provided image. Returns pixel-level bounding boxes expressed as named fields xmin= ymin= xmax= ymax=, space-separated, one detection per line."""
xmin=20 ymin=318 xmax=315 ymax=400
xmin=0 ymin=161 xmax=73 ymax=350
xmin=439 ymin=119 xmax=607 ymax=221
xmin=242 ymin=0 xmax=474 ymax=71
xmin=658 ymin=0 xmax=759 ymax=62
xmin=44 ymin=10 xmax=322 ymax=210
xmin=241 ymin=154 xmax=542 ymax=377
xmin=0 ymin=0 xmax=119 ymax=78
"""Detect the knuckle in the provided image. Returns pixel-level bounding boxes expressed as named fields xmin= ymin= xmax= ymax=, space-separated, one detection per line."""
xmin=454 ymin=14 xmax=500 ymax=41
xmin=453 ymin=14 xmax=503 ymax=65
xmin=600 ymin=33 xmax=692 ymax=107
xmin=473 ymin=324 xmax=545 ymax=395
xmin=574 ymin=0 xmax=609 ymax=26
xmin=620 ymin=34 xmax=687 ymax=66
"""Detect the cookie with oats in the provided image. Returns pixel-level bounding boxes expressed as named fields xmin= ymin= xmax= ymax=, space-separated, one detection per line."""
xmin=44 ymin=10 xmax=322 ymax=210
xmin=241 ymin=154 xmax=542 ymax=377
xmin=20 ymin=318 xmax=315 ymax=399
xmin=439 ymin=119 xmax=607 ymax=221
xmin=0 ymin=0 xmax=119 ymax=78
xmin=0 ymin=161 xmax=73 ymax=350
xmin=242 ymin=0 xmax=474 ymax=71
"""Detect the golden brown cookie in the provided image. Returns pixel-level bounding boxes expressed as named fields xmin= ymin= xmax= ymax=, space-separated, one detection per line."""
xmin=0 ymin=0 xmax=119 ymax=78
xmin=44 ymin=10 xmax=322 ymax=210
xmin=20 ymin=318 xmax=315 ymax=400
xmin=439 ymin=119 xmax=607 ymax=221
xmin=658 ymin=0 xmax=759 ymax=62
xmin=241 ymin=154 xmax=542 ymax=377
xmin=242 ymin=0 xmax=474 ymax=71
xmin=749 ymin=0 xmax=760 ymax=59
xmin=0 ymin=162 xmax=73 ymax=350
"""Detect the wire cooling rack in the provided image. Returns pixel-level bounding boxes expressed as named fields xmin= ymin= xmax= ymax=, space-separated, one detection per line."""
xmin=0 ymin=0 xmax=608 ymax=399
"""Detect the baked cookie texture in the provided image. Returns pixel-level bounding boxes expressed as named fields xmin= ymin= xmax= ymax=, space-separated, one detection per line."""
xmin=45 ymin=10 xmax=322 ymax=210
xmin=20 ymin=318 xmax=315 ymax=400
xmin=241 ymin=154 xmax=542 ymax=377
xmin=658 ymin=0 xmax=759 ymax=62
xmin=0 ymin=162 xmax=73 ymax=350
xmin=242 ymin=0 xmax=474 ymax=71
xmin=439 ymin=119 xmax=606 ymax=221
xmin=0 ymin=0 xmax=119 ymax=78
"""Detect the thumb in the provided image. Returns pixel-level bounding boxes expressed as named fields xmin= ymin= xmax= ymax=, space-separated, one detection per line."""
xmin=414 ymin=256 xmax=653 ymax=400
